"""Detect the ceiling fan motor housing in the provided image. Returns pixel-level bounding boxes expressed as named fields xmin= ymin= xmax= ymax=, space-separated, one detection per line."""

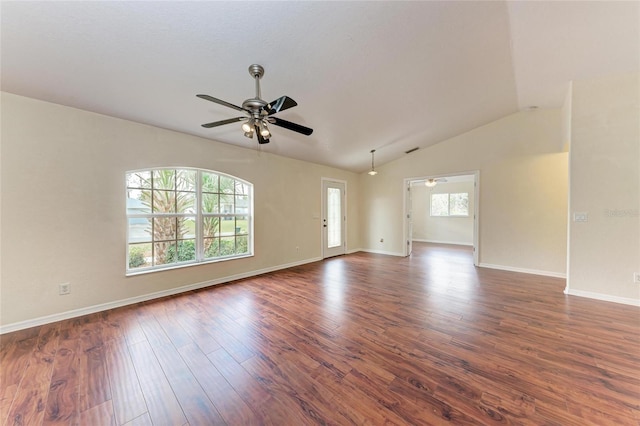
xmin=242 ymin=98 xmax=267 ymax=113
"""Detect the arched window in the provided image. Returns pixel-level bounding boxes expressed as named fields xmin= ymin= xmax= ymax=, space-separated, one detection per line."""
xmin=126 ymin=168 xmax=253 ymax=274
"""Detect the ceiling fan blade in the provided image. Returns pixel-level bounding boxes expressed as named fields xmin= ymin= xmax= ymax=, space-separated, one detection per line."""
xmin=270 ymin=117 xmax=313 ymax=136
xmin=201 ymin=117 xmax=246 ymax=128
xmin=255 ymin=124 xmax=270 ymax=144
xmin=197 ymin=94 xmax=245 ymax=112
xmin=265 ymin=96 xmax=298 ymax=115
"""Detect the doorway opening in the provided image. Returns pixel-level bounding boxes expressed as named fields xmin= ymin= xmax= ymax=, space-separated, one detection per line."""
xmin=403 ymin=171 xmax=479 ymax=266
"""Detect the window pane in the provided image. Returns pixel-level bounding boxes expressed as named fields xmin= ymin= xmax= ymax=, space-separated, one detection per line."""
xmin=153 ymin=190 xmax=176 ymax=213
xmin=431 ymin=194 xmax=449 ymax=216
xmin=235 ymin=216 xmax=248 ymax=235
xmin=327 ymin=188 xmax=341 ymax=248
xmin=127 ymin=190 xmax=151 ymax=214
xmin=202 ymin=193 xmax=219 ymax=213
xmin=220 ymin=217 xmax=235 ymax=236
xmin=220 ymin=176 xmax=234 ymax=194
xmin=154 ymin=217 xmax=176 ymax=241
xmin=153 ymin=170 xmax=175 ymax=190
xmin=127 ymin=171 xmax=151 ymax=189
xmin=167 ymin=240 xmax=196 ymax=263
xmin=235 ymin=195 xmax=249 ymax=214
xmin=236 ymin=235 xmax=249 ymax=254
xmin=220 ymin=194 xmax=234 ymax=214
xmin=177 ymin=192 xmax=196 ymax=214
xmin=450 ymin=193 xmax=469 ymax=216
xmin=235 ymin=181 xmax=249 ymax=196
xmin=128 ymin=243 xmax=151 ymax=269
xmin=220 ymin=237 xmax=235 ymax=256
xmin=179 ymin=216 xmax=196 ymax=239
xmin=154 ymin=241 xmax=175 ymax=265
xmin=204 ymin=237 xmax=219 ymax=258
xmin=202 ymin=172 xmax=219 ymax=193
xmin=176 ymin=170 xmax=196 ymax=191
xmin=203 ymin=217 xmax=219 ymax=238
xmin=128 ymin=218 xmax=151 ymax=243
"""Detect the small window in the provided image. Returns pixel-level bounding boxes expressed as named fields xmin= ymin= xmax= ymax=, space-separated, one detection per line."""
xmin=126 ymin=168 xmax=253 ymax=274
xmin=431 ymin=192 xmax=469 ymax=217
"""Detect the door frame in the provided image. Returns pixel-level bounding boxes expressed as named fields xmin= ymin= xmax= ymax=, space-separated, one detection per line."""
xmin=406 ymin=180 xmax=413 ymax=256
xmin=321 ymin=177 xmax=347 ymax=258
xmin=402 ymin=170 xmax=480 ymax=266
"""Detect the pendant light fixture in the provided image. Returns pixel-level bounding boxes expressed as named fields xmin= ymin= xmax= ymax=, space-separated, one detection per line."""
xmin=425 ymin=178 xmax=437 ymax=187
xmin=368 ymin=149 xmax=378 ymax=176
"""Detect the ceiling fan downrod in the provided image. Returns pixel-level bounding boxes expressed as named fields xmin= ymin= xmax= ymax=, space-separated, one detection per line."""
xmin=249 ymin=64 xmax=264 ymax=100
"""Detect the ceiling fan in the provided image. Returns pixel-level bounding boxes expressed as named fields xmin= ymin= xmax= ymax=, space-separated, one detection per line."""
xmin=197 ymin=64 xmax=313 ymax=144
xmin=425 ymin=178 xmax=447 ymax=187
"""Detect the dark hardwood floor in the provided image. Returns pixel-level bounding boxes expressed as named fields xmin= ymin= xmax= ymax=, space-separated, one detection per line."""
xmin=1 ymin=242 xmax=639 ymax=425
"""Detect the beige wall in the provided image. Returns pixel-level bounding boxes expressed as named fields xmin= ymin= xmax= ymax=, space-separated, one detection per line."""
xmin=0 ymin=93 xmax=360 ymax=328
xmin=359 ymin=108 xmax=568 ymax=276
xmin=411 ymin=180 xmax=474 ymax=245
xmin=567 ymin=72 xmax=640 ymax=304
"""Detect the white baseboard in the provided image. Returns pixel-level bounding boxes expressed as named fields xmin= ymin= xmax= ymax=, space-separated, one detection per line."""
xmin=413 ymin=239 xmax=473 ymax=246
xmin=564 ymin=288 xmax=640 ymax=307
xmin=359 ymin=248 xmax=404 ymax=257
xmin=0 ymin=256 xmax=322 ymax=335
xmin=478 ymin=263 xmax=567 ymax=279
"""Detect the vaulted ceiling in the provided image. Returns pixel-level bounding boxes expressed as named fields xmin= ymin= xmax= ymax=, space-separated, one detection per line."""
xmin=1 ymin=1 xmax=638 ymax=172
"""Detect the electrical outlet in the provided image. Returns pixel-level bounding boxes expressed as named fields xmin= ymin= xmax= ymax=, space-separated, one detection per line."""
xmin=634 ymin=273 xmax=640 ymax=284
xmin=59 ymin=282 xmax=71 ymax=295
xmin=573 ymin=212 xmax=588 ymax=222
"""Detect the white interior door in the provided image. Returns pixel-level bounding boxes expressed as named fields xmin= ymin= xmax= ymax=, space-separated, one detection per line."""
xmin=322 ymin=179 xmax=346 ymax=258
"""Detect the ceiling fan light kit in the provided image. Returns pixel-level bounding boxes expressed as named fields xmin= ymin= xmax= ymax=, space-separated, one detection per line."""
xmin=241 ymin=119 xmax=253 ymax=133
xmin=425 ymin=178 xmax=447 ymax=187
xmin=197 ymin=64 xmax=313 ymax=144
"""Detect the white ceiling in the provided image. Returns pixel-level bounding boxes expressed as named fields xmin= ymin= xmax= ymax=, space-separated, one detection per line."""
xmin=1 ymin=1 xmax=638 ymax=173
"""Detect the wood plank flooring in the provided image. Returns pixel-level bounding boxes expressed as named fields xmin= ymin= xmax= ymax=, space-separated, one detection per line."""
xmin=1 ymin=242 xmax=639 ymax=425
